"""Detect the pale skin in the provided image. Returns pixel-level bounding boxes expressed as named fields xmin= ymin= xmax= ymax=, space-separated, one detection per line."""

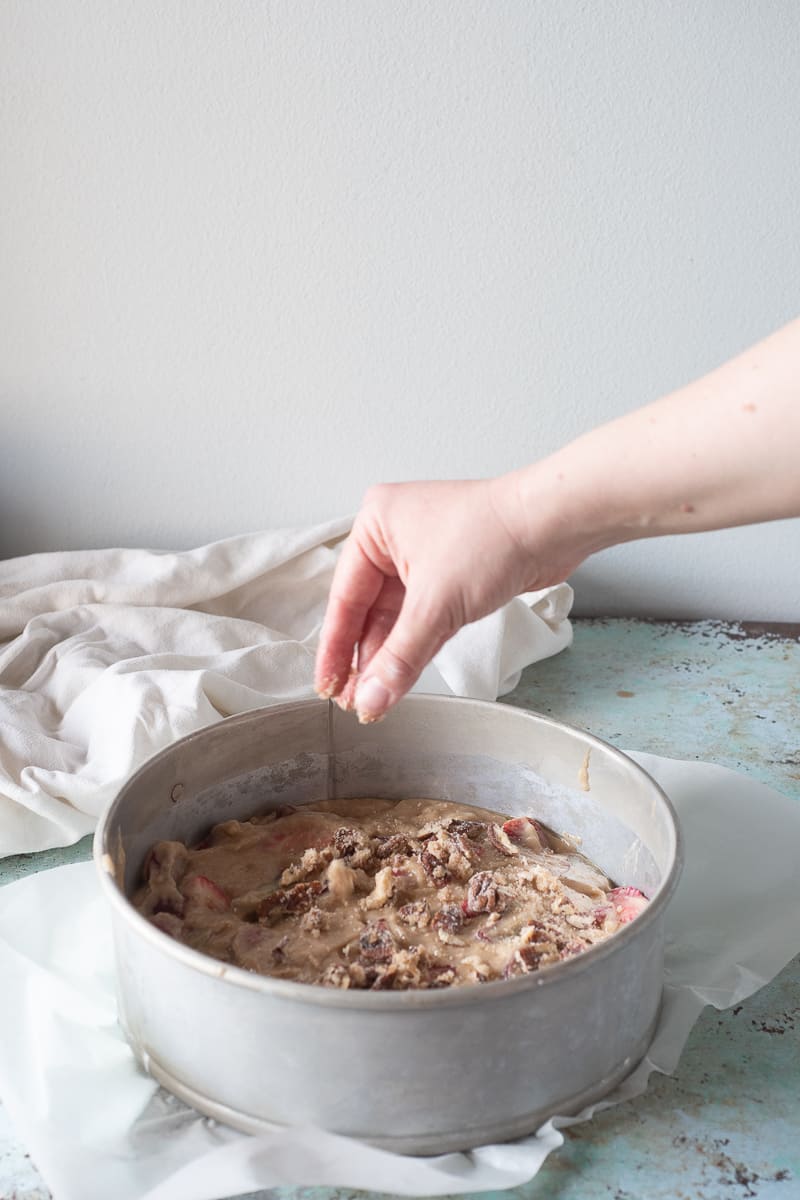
xmin=314 ymin=316 xmax=800 ymax=723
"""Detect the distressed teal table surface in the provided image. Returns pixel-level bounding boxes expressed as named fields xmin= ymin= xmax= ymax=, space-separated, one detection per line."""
xmin=1 ymin=618 xmax=798 ymax=1200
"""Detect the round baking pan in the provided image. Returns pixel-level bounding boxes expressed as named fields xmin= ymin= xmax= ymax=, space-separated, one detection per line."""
xmin=94 ymin=695 xmax=682 ymax=1154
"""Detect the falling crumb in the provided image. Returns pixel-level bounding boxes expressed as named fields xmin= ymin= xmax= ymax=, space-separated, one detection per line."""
xmin=578 ymin=749 xmax=591 ymax=792
xmin=617 ymin=690 xmax=635 ymax=698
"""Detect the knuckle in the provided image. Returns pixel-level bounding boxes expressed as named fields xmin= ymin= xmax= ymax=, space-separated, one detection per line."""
xmin=408 ymin=591 xmax=460 ymax=638
xmin=362 ymin=483 xmax=388 ymax=507
xmin=378 ymin=643 xmax=420 ymax=686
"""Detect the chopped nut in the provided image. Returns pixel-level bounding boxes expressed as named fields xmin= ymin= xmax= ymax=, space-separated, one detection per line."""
xmin=420 ymin=848 xmax=451 ymax=887
xmin=446 ymin=818 xmax=487 ymax=840
xmin=397 ymin=900 xmax=431 ymax=929
xmin=320 ymin=963 xmax=352 ymax=988
xmin=375 ymin=834 xmax=414 ymax=859
xmin=331 ymin=826 xmax=375 ymax=869
xmin=232 ymin=880 xmax=322 ymax=922
xmin=357 ymin=920 xmax=395 ymax=963
xmin=299 ymin=905 xmax=327 ymax=933
xmin=463 ymin=870 xmax=508 ymax=916
xmin=432 ymin=903 xmax=466 ymax=945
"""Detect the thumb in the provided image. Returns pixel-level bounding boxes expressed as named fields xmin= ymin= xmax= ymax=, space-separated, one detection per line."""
xmin=353 ymin=596 xmax=450 ymax=723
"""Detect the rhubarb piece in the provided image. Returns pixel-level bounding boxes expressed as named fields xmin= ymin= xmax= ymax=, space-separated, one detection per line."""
xmin=502 ymin=817 xmax=545 ymax=852
xmin=488 ymin=823 xmax=519 ymax=856
xmin=182 ymin=874 xmax=230 ymax=911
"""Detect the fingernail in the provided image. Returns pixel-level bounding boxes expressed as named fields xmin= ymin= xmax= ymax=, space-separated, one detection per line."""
xmin=355 ymin=676 xmax=391 ymax=722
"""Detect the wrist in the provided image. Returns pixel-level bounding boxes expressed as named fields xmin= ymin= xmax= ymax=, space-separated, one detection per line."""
xmin=496 ymin=449 xmax=625 ymax=581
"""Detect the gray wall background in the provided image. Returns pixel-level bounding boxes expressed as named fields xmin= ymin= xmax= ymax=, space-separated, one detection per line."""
xmin=2 ymin=2 xmax=799 ymax=618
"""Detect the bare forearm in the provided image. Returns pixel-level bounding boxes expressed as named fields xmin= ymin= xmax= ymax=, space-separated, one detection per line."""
xmin=316 ymin=317 xmax=800 ymax=723
xmin=513 ymin=317 xmax=800 ymax=560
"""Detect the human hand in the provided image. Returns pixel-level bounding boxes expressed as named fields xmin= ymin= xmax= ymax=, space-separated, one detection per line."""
xmin=314 ymin=475 xmax=581 ymax=723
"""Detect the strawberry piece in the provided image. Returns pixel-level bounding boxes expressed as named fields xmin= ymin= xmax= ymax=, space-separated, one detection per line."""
xmin=182 ymin=874 xmax=230 ymax=911
xmin=502 ymin=818 xmax=529 ymax=840
xmin=608 ymin=885 xmax=648 ymax=925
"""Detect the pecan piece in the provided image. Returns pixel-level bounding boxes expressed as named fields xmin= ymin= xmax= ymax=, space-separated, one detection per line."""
xmin=446 ymin=818 xmax=487 ymax=840
xmin=331 ymin=826 xmax=374 ymax=867
xmin=375 ymin=834 xmax=414 ymax=859
xmin=358 ymin=920 xmax=395 ymax=963
xmin=234 ymin=880 xmax=322 ymax=921
xmin=370 ymin=967 xmax=399 ymax=991
xmin=422 ymin=961 xmax=457 ymax=989
xmin=463 ymin=870 xmax=508 ymax=916
xmin=282 ymin=881 xmax=324 ymax=912
xmin=432 ymin=904 xmax=465 ymax=933
xmin=503 ymin=946 xmax=541 ymax=978
xmin=299 ymin=905 xmax=327 ymax=933
xmin=420 ymin=848 xmax=451 ymax=887
xmin=397 ymin=900 xmax=431 ymax=929
xmin=320 ymin=963 xmax=352 ymax=989
xmin=432 ymin=903 xmax=466 ymax=945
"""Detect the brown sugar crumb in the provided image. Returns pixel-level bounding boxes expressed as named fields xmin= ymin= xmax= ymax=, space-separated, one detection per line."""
xmin=135 ymin=796 xmax=648 ymax=990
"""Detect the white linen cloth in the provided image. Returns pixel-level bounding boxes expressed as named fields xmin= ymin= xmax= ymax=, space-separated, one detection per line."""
xmin=0 ymin=754 xmax=798 ymax=1199
xmin=0 ymin=520 xmax=573 ymax=857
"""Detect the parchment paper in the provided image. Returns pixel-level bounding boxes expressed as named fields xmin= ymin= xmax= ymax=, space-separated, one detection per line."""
xmin=0 ymin=752 xmax=798 ymax=1200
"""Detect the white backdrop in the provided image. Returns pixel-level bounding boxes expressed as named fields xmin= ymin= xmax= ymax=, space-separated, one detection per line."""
xmin=2 ymin=1 xmax=799 ymax=618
